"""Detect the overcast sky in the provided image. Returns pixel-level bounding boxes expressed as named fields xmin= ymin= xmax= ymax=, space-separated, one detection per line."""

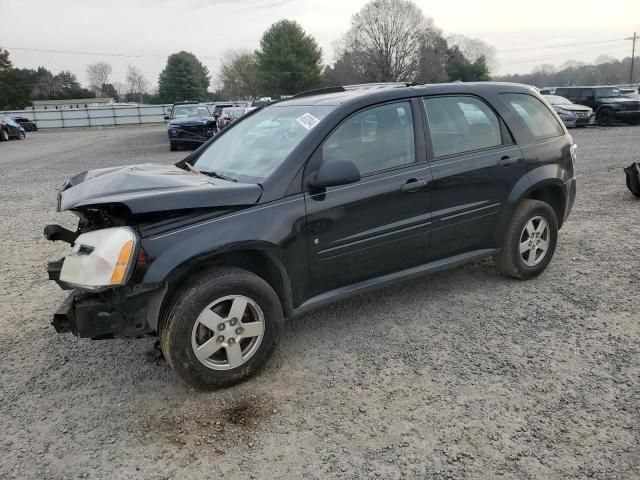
xmin=1 ymin=0 xmax=639 ymax=89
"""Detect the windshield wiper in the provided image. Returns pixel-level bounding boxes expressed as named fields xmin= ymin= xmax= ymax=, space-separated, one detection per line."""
xmin=184 ymin=162 xmax=237 ymax=182
xmin=200 ymin=170 xmax=238 ymax=182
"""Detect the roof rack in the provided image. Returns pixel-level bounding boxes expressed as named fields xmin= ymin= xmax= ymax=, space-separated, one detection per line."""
xmin=292 ymin=82 xmax=421 ymax=99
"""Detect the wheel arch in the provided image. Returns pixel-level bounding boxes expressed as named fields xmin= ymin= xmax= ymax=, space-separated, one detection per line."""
xmin=154 ymin=245 xmax=295 ymax=332
xmin=494 ymin=172 xmax=567 ymax=247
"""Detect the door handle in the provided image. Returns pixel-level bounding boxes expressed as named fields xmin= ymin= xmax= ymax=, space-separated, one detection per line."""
xmin=498 ymin=156 xmax=519 ymax=167
xmin=401 ymin=179 xmax=429 ymax=192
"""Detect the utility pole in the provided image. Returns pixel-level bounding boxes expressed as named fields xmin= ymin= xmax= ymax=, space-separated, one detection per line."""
xmin=628 ymin=32 xmax=637 ymax=85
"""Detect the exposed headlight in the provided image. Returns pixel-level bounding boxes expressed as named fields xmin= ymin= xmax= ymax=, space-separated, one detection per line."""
xmin=556 ymin=107 xmax=576 ymax=116
xmin=60 ymin=227 xmax=138 ymax=290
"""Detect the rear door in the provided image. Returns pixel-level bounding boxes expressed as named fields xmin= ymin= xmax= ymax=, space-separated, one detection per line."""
xmin=421 ymin=95 xmax=526 ymax=260
xmin=305 ymin=100 xmax=433 ymax=295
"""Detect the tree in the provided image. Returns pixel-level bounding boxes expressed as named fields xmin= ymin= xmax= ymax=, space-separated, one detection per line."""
xmin=0 ymin=47 xmax=12 ymax=70
xmin=446 ymin=46 xmax=490 ymax=81
xmin=256 ymin=20 xmax=323 ymax=96
xmin=54 ymin=71 xmax=80 ymax=90
xmin=219 ymin=49 xmax=259 ymax=100
xmin=447 ymin=34 xmax=498 ymax=74
xmin=416 ymin=35 xmax=450 ymax=83
xmin=86 ymin=61 xmax=112 ymax=96
xmin=339 ymin=0 xmax=439 ymax=82
xmin=158 ymin=51 xmax=210 ymax=103
xmin=100 ymin=83 xmax=120 ymax=101
xmin=126 ymin=65 xmax=149 ymax=103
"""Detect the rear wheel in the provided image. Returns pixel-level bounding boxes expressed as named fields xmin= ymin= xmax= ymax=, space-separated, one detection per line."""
xmin=494 ymin=199 xmax=558 ymax=280
xmin=160 ymin=267 xmax=283 ymax=390
xmin=597 ymin=109 xmax=614 ymax=126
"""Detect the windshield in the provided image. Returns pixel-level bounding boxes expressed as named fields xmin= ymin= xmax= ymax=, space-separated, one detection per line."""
xmin=544 ymin=95 xmax=571 ymax=105
xmin=194 ymin=105 xmax=334 ymax=182
xmin=172 ymin=105 xmax=211 ymax=119
xmin=595 ymin=88 xmax=621 ymax=98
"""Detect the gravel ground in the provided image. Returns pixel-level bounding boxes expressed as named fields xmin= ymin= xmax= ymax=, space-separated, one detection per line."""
xmin=0 ymin=124 xmax=639 ymax=480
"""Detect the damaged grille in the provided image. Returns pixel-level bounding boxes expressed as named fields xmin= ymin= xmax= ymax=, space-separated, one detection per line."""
xmin=173 ymin=125 xmax=213 ymax=140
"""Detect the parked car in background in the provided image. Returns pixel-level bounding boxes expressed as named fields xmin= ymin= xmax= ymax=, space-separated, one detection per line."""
xmin=12 ymin=116 xmax=38 ymax=132
xmin=217 ymin=106 xmax=250 ymax=130
xmin=619 ymin=86 xmax=639 ymax=95
xmin=539 ymin=88 xmax=556 ymax=95
xmin=555 ymin=86 xmax=640 ymax=126
xmin=46 ymin=82 xmax=576 ymax=389
xmin=543 ymin=95 xmax=594 ymax=127
xmin=0 ymin=115 xmax=26 ymax=141
xmin=166 ymin=104 xmax=216 ymax=151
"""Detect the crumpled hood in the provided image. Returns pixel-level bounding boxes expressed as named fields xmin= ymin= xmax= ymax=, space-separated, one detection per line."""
xmin=58 ymin=164 xmax=262 ymax=214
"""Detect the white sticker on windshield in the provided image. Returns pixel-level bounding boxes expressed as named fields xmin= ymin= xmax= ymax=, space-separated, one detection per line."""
xmin=296 ymin=113 xmax=320 ymax=130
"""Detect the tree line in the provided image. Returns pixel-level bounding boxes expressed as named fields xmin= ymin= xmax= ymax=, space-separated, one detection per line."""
xmin=495 ymin=55 xmax=639 ymax=88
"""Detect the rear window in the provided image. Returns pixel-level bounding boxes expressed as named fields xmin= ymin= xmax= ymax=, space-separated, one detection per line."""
xmin=501 ymin=93 xmax=564 ymax=140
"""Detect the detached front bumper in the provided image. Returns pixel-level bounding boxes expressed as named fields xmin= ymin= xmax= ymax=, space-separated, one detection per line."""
xmin=49 ymin=259 xmax=166 ymax=339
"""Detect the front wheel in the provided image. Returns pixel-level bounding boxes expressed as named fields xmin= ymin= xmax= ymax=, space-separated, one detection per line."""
xmin=597 ymin=109 xmax=614 ymax=126
xmin=494 ymin=199 xmax=558 ymax=280
xmin=160 ymin=267 xmax=283 ymax=390
xmin=18 ymin=131 xmax=25 ymax=140
xmin=0 ymin=129 xmax=8 ymax=141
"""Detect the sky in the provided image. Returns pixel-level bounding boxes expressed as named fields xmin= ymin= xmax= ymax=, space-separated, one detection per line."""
xmin=1 ymin=0 xmax=639 ymax=89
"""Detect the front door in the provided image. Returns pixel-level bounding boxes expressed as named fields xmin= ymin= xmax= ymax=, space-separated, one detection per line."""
xmin=304 ymin=100 xmax=432 ymax=295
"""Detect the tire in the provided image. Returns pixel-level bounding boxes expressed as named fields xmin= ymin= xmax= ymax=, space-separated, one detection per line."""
xmin=170 ymin=142 xmax=178 ymax=151
xmin=0 ymin=129 xmax=8 ymax=142
xmin=596 ymin=109 xmax=614 ymax=126
xmin=18 ymin=131 xmax=25 ymax=140
xmin=160 ymin=267 xmax=283 ymax=390
xmin=494 ymin=199 xmax=558 ymax=280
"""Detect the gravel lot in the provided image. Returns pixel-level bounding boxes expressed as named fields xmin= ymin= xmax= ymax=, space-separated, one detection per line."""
xmin=1 ymin=124 xmax=639 ymax=480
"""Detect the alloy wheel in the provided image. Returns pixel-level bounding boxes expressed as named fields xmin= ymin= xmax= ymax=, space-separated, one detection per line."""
xmin=191 ymin=295 xmax=265 ymax=370
xmin=519 ymin=216 xmax=550 ymax=267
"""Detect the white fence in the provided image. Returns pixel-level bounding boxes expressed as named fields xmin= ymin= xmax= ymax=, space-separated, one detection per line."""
xmin=0 ymin=104 xmax=172 ymax=129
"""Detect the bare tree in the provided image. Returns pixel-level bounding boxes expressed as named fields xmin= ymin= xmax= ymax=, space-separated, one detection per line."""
xmin=126 ymin=65 xmax=149 ymax=103
xmin=342 ymin=0 xmax=439 ymax=82
xmin=86 ymin=61 xmax=112 ymax=96
xmin=219 ymin=49 xmax=259 ymax=100
xmin=447 ymin=34 xmax=498 ymax=73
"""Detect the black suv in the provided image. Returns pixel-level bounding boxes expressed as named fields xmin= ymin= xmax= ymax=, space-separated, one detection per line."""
xmin=164 ymin=103 xmax=216 ymax=151
xmin=554 ymin=86 xmax=640 ymax=126
xmin=46 ymin=83 xmax=577 ymax=389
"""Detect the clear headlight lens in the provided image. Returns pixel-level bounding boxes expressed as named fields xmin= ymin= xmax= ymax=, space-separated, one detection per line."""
xmin=60 ymin=227 xmax=138 ymax=290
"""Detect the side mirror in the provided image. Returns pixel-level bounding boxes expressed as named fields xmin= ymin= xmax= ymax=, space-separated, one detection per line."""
xmin=309 ymin=160 xmax=361 ymax=189
xmin=164 ymin=115 xmax=170 ymax=120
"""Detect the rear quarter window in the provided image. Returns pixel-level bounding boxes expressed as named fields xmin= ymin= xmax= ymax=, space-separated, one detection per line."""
xmin=501 ymin=93 xmax=564 ymax=141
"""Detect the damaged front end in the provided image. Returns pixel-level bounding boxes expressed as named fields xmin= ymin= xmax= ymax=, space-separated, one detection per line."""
xmin=46 ymin=215 xmax=167 ymax=339
xmin=51 ymin=284 xmax=166 ymax=339
xmin=45 ymin=163 xmax=261 ymax=339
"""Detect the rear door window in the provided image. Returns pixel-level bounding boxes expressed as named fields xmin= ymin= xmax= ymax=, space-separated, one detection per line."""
xmin=501 ymin=93 xmax=564 ymax=140
xmin=422 ymin=96 xmax=503 ymax=158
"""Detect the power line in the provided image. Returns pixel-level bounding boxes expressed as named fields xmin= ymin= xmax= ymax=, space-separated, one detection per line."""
xmin=499 ymin=38 xmax=628 ymax=53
